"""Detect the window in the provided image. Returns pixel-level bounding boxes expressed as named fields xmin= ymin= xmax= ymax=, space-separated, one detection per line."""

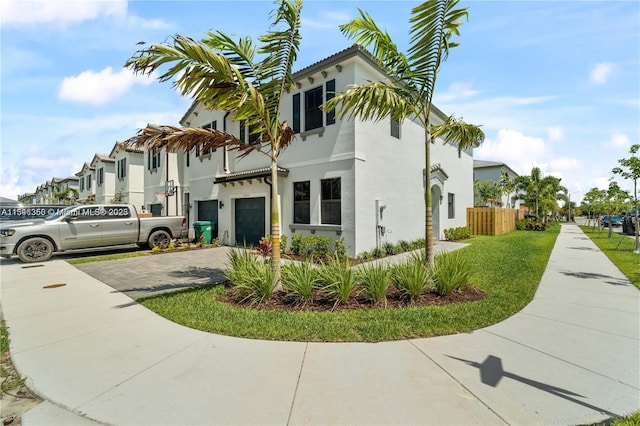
xmin=80 ymin=178 xmax=85 ymax=192
xmin=293 ymin=181 xmax=310 ymax=224
xmin=86 ymin=175 xmax=92 ymax=190
xmin=391 ymin=119 xmax=400 ymax=139
xmin=186 ymin=151 xmax=190 ymax=167
xmin=117 ymin=158 xmax=127 ymax=179
xmin=150 ymin=147 xmax=161 ymax=169
xmin=321 ymin=178 xmax=341 ymax=225
xmin=292 ymin=93 xmax=300 ymax=133
xmin=200 ymin=121 xmax=216 ymax=155
xmin=305 ymin=86 xmax=323 ymax=131
xmin=248 ymin=125 xmax=260 ymax=145
xmin=97 ymin=168 xmax=104 ymax=186
xmin=448 ymin=193 xmax=455 ymax=219
xmin=325 ymin=79 xmax=335 ymax=125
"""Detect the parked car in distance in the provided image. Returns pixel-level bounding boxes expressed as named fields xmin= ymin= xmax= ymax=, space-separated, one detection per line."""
xmin=0 ymin=204 xmax=186 ymax=262
xmin=600 ymin=215 xmax=623 ymax=227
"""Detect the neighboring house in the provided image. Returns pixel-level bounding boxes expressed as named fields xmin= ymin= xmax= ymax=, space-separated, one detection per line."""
xmin=143 ymin=143 xmax=182 ymax=217
xmin=75 ymin=162 xmax=96 ymax=203
xmin=169 ymin=45 xmax=474 ymax=256
xmin=109 ymin=142 xmax=145 ymax=209
xmin=90 ymin=154 xmax=116 ymax=204
xmin=17 ymin=193 xmax=36 ymax=204
xmin=473 ymin=160 xmax=521 ymax=208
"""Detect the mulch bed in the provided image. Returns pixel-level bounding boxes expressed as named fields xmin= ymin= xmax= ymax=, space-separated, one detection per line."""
xmin=217 ymin=284 xmax=486 ymax=312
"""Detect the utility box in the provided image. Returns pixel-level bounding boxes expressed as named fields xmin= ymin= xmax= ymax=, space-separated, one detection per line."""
xmin=193 ymin=221 xmax=213 ymax=244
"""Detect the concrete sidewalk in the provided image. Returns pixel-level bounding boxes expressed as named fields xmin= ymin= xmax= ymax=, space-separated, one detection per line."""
xmin=0 ymin=224 xmax=638 ymax=425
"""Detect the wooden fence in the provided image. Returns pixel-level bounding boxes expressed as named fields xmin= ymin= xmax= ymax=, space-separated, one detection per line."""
xmin=467 ymin=207 xmax=523 ymax=236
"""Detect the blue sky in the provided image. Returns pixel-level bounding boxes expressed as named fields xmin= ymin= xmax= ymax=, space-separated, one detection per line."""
xmin=1 ymin=0 xmax=639 ymax=204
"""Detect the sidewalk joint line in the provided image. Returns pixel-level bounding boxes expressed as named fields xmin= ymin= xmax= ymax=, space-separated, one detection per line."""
xmin=520 ymin=312 xmax=639 ymax=341
xmin=286 ymin=342 xmax=308 ymax=426
xmin=408 ymin=340 xmax=511 ymax=425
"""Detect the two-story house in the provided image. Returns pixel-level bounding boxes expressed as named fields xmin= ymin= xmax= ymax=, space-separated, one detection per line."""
xmin=90 ymin=154 xmax=116 ymax=204
xmin=473 ymin=160 xmax=521 ymax=208
xmin=109 ymin=142 xmax=145 ymax=209
xmin=75 ymin=162 xmax=96 ymax=203
xmin=167 ymin=45 xmax=474 ymax=256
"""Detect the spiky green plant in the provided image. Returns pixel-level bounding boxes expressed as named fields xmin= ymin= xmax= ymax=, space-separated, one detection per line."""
xmin=225 ymin=249 xmax=276 ymax=304
xmin=281 ymin=261 xmax=319 ymax=304
xmin=318 ymin=257 xmax=358 ymax=307
xmin=357 ymin=262 xmax=390 ymax=306
xmin=391 ymin=253 xmax=432 ymax=302
xmin=432 ymin=250 xmax=473 ymax=296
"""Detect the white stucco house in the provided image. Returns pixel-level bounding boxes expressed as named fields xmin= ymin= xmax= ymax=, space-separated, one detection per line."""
xmin=109 ymin=142 xmax=145 ymax=209
xmin=90 ymin=154 xmax=116 ymax=204
xmin=146 ymin=45 xmax=474 ymax=256
xmin=75 ymin=162 xmax=96 ymax=203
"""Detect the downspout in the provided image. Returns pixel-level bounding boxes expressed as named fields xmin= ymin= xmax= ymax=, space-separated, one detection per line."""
xmin=165 ymin=151 xmax=169 ymax=216
xmin=223 ymin=111 xmax=230 ymax=174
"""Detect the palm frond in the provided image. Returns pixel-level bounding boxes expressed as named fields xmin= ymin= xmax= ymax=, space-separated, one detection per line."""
xmin=339 ymin=9 xmax=412 ymax=81
xmin=407 ymin=0 xmax=468 ymax=101
xmin=124 ymin=124 xmax=265 ymax=160
xmin=430 ymin=114 xmax=484 ymax=154
xmin=257 ymin=0 xmax=303 ymax=121
xmin=322 ymin=82 xmax=417 ymax=123
xmin=203 ymin=32 xmax=258 ymax=80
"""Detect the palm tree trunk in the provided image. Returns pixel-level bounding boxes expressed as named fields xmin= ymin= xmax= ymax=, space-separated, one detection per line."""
xmin=425 ymin=128 xmax=435 ymax=266
xmin=270 ymin=155 xmax=282 ymax=291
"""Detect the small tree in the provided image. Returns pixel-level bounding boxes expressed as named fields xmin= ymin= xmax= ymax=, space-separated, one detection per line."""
xmin=110 ymin=189 xmax=126 ymax=204
xmin=612 ymin=144 xmax=640 ymax=253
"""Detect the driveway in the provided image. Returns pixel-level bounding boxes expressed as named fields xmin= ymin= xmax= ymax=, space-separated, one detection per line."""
xmin=74 ymin=246 xmax=232 ymax=299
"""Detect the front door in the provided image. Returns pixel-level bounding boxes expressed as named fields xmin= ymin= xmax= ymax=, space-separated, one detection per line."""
xmin=234 ymin=197 xmax=265 ymax=247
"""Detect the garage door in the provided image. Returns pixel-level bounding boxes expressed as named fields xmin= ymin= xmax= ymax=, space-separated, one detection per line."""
xmin=197 ymin=200 xmax=218 ymax=238
xmin=235 ymin=197 xmax=265 ymax=247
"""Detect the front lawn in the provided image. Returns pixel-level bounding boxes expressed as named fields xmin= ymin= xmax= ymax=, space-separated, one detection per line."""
xmin=139 ymin=224 xmax=560 ymax=342
xmin=580 ymin=226 xmax=640 ymax=289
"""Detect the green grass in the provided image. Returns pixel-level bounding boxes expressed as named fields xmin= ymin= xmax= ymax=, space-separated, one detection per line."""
xmin=140 ymin=224 xmax=560 ymax=342
xmin=610 ymin=411 xmax=640 ymax=426
xmin=580 ymin=227 xmax=640 ymax=289
xmin=66 ymin=251 xmax=151 ymax=264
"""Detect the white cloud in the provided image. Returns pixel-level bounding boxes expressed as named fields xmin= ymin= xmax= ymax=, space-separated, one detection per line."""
xmin=547 ymin=126 xmax=564 ymax=142
xmin=590 ymin=62 xmax=614 ymax=84
xmin=302 ymin=11 xmax=351 ymax=29
xmin=603 ymin=132 xmax=631 ymax=150
xmin=58 ymin=67 xmax=154 ymax=105
xmin=0 ymin=0 xmax=126 ymax=25
xmin=592 ymin=177 xmax=612 ymax=190
xmin=436 ymin=82 xmax=480 ymax=102
xmin=0 ymin=165 xmax=22 ymax=200
xmin=550 ymin=156 xmax=581 ymax=172
xmin=127 ymin=15 xmax=173 ymax=30
xmin=474 ymin=128 xmax=548 ymax=175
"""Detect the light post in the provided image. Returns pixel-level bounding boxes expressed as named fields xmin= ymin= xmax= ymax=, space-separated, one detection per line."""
xmin=568 ymin=191 xmax=581 ymax=222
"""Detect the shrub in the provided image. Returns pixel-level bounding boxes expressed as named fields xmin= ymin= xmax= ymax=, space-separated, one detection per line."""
xmin=371 ymin=247 xmax=384 ymax=258
xmin=333 ymin=237 xmax=348 ymax=262
xmin=525 ymin=220 xmax=546 ymax=231
xmin=391 ymin=253 xmax=432 ymax=302
xmin=358 ymin=251 xmax=372 ymax=261
xmin=432 ymin=250 xmax=473 ymax=296
xmin=256 ymin=236 xmax=272 ymax=258
xmin=318 ymin=257 xmax=358 ymax=307
xmin=167 ymin=242 xmax=176 ymax=250
xmin=357 ymin=262 xmax=390 ymax=306
xmin=225 ymin=249 xmax=276 ymax=304
xmin=290 ymin=233 xmax=303 ymax=255
xmin=282 ymin=262 xmax=319 ymax=304
xmin=383 ymin=242 xmax=398 ymax=256
xmin=398 ymin=240 xmax=411 ymax=252
xmin=180 ymin=243 xmax=190 ymax=249
xmin=515 ymin=219 xmax=527 ymax=231
xmin=151 ymin=245 xmax=161 ymax=253
xmin=280 ymin=234 xmax=288 ymax=253
xmin=306 ymin=235 xmax=333 ymax=259
xmin=443 ymin=226 xmax=471 ymax=241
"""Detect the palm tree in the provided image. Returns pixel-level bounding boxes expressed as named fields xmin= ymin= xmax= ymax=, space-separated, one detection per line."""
xmin=125 ymin=0 xmax=302 ymax=288
xmin=498 ymin=170 xmax=516 ymax=208
xmin=474 ymin=180 xmax=500 ymax=207
xmin=323 ymin=0 xmax=483 ymax=265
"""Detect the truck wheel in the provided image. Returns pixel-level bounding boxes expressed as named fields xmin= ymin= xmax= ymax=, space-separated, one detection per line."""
xmin=17 ymin=237 xmax=54 ymax=263
xmin=148 ymin=230 xmax=171 ymax=249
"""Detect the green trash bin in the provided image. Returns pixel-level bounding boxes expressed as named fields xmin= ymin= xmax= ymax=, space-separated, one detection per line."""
xmin=193 ymin=221 xmax=212 ymax=244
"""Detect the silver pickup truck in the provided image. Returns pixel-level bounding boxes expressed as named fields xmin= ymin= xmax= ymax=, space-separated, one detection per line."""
xmin=0 ymin=204 xmax=186 ymax=262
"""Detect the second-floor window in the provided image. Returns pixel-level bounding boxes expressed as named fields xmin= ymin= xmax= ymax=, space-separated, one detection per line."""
xmin=148 ymin=148 xmax=161 ymax=170
xmin=305 ymin=86 xmax=323 ymax=131
xmin=292 ymin=93 xmax=300 ymax=133
xmin=80 ymin=178 xmax=85 ymax=191
xmin=97 ymin=168 xmax=104 ymax=186
xmin=293 ymin=181 xmax=310 ymax=224
xmin=199 ymin=121 xmax=216 ymax=156
xmin=86 ymin=175 xmax=92 ymax=191
xmin=117 ymin=158 xmax=127 ymax=179
xmin=391 ymin=119 xmax=400 ymax=139
xmin=448 ymin=193 xmax=455 ymax=219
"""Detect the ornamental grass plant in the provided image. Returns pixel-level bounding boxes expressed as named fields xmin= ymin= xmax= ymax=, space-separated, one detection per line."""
xmin=432 ymin=250 xmax=473 ymax=296
xmin=225 ymin=248 xmax=276 ymax=304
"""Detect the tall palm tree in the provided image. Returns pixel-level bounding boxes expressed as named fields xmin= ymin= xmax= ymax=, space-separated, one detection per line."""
xmin=125 ymin=0 xmax=302 ymax=288
xmin=323 ymin=0 xmax=483 ymax=265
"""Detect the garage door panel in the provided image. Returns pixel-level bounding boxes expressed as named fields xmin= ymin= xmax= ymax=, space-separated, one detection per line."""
xmin=235 ymin=198 xmax=265 ymax=247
